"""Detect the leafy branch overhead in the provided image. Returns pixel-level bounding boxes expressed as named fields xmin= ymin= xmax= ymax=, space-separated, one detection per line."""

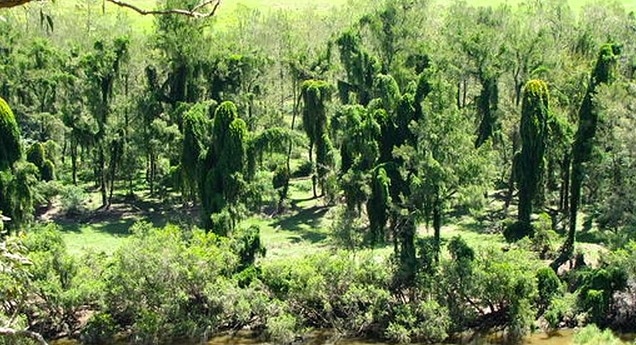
xmin=0 ymin=0 xmax=222 ymax=18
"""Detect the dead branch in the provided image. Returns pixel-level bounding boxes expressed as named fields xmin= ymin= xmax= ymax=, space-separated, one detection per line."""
xmin=107 ymin=0 xmax=221 ymax=18
xmin=0 ymin=327 xmax=48 ymax=345
xmin=0 ymin=0 xmax=222 ymax=19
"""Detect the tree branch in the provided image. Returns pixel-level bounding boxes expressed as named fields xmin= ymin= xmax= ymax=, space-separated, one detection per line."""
xmin=0 ymin=0 xmax=222 ymax=19
xmin=0 ymin=0 xmax=36 ymax=8
xmin=0 ymin=327 xmax=48 ymax=345
xmin=106 ymin=0 xmax=221 ymax=18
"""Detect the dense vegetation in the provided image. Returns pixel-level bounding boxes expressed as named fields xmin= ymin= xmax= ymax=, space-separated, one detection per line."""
xmin=1 ymin=0 xmax=636 ymax=344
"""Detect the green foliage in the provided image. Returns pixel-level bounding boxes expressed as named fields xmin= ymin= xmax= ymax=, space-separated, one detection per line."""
xmin=81 ymin=312 xmax=117 ymax=345
xmin=181 ymin=103 xmax=210 ymax=203
xmin=574 ymin=324 xmax=623 ymax=345
xmin=440 ymin=244 xmax=538 ymax=339
xmin=516 ymin=79 xmax=550 ymax=236
xmin=201 ymin=101 xmax=249 ymax=233
xmin=385 ymin=300 xmax=450 ymax=344
xmin=544 ymin=293 xmax=578 ymax=330
xmin=0 ymin=97 xmax=21 ymax=172
xmin=367 ymin=166 xmax=390 ymax=246
xmin=301 ymin=80 xmax=335 ymax=196
xmin=103 ymin=222 xmax=241 ymax=342
xmin=26 ymin=142 xmax=45 ymax=169
xmin=264 ymin=312 xmax=299 ymax=345
xmin=41 ymin=159 xmax=55 ymax=181
xmin=3 ymin=162 xmax=39 ymax=228
xmin=61 ymin=185 xmax=87 ymax=216
xmin=536 ymin=267 xmax=562 ymax=312
xmin=576 ymin=266 xmax=627 ymax=326
xmin=232 ymin=225 xmax=266 ymax=271
xmin=336 ymin=30 xmax=379 ymax=105
xmin=261 ymin=251 xmax=391 ymax=336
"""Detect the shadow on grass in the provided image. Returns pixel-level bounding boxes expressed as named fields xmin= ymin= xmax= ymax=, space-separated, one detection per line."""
xmin=272 ymin=205 xmax=330 ymax=244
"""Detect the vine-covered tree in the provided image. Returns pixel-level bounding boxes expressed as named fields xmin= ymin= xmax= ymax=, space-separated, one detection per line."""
xmin=0 ymin=97 xmax=21 ymax=172
xmin=0 ymin=97 xmax=22 ymax=229
xmin=200 ymin=101 xmax=248 ymax=234
xmin=301 ymin=80 xmax=335 ymax=198
xmin=180 ymin=103 xmax=210 ymax=204
xmin=507 ymin=79 xmax=551 ymax=241
xmin=552 ymin=43 xmax=622 ymax=270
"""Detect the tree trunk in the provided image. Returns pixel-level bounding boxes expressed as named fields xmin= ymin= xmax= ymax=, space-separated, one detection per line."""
xmin=551 ymin=160 xmax=581 ymax=271
xmin=71 ymin=143 xmax=78 ymax=186
xmin=433 ymin=195 xmax=442 ymax=262
xmin=99 ymin=146 xmax=107 ymax=208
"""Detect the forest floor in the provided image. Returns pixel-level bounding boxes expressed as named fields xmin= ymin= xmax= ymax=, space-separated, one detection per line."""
xmin=41 ymin=174 xmax=609 ymax=268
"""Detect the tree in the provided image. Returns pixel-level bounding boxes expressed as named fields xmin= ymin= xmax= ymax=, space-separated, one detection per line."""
xmin=398 ymin=69 xmax=493 ymax=260
xmin=336 ymin=31 xmax=380 ymax=106
xmin=0 ymin=97 xmax=21 ymax=172
xmin=200 ymin=101 xmax=248 ymax=234
xmin=0 ymin=97 xmax=22 ymax=229
xmin=301 ymin=80 xmax=335 ymax=198
xmin=508 ymin=80 xmax=550 ymax=240
xmin=333 ymin=104 xmax=380 ymax=214
xmin=551 ymin=43 xmax=622 ymax=271
xmin=180 ymin=102 xmax=211 ymax=204
xmin=82 ymin=37 xmax=130 ymax=208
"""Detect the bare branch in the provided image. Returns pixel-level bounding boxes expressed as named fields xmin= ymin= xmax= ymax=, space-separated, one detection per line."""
xmin=0 ymin=327 xmax=48 ymax=345
xmin=0 ymin=0 xmax=37 ymax=8
xmin=0 ymin=0 xmax=222 ymax=19
xmin=106 ymin=0 xmax=221 ymax=18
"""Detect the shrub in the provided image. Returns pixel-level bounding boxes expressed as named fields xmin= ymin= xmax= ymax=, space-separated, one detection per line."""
xmin=574 ymin=324 xmax=622 ymax=345
xmin=265 ymin=312 xmax=298 ymax=345
xmin=292 ymin=160 xmax=313 ymax=178
xmin=61 ymin=185 xmax=87 ymax=216
xmin=81 ymin=312 xmax=117 ymax=344
xmin=536 ymin=267 xmax=562 ymax=312
xmin=543 ymin=293 xmax=578 ymax=330
xmin=504 ymin=220 xmax=534 ymax=242
xmin=26 ymin=142 xmax=45 ymax=171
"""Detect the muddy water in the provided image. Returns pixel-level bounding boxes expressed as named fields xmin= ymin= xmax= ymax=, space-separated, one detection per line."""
xmin=205 ymin=329 xmax=577 ymax=345
xmin=52 ymin=329 xmax=634 ymax=345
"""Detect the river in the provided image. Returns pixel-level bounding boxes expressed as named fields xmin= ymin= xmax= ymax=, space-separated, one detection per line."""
xmin=52 ymin=329 xmax=635 ymax=345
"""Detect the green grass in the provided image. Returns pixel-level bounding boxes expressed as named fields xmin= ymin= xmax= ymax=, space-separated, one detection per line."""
xmin=59 ymin=221 xmax=132 ymax=255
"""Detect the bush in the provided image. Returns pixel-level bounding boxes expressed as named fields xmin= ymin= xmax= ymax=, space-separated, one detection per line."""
xmin=504 ymin=221 xmax=534 ymax=242
xmin=574 ymin=324 xmax=622 ymax=345
xmin=81 ymin=312 xmax=117 ymax=344
xmin=440 ymin=245 xmax=538 ymax=339
xmin=576 ymin=266 xmax=628 ymax=326
xmin=103 ymin=223 xmax=242 ymax=342
xmin=543 ymin=293 xmax=578 ymax=330
xmin=61 ymin=185 xmax=87 ymax=216
xmin=41 ymin=159 xmax=55 ymax=181
xmin=536 ymin=267 xmax=562 ymax=312
xmin=292 ymin=160 xmax=313 ymax=178
xmin=265 ymin=312 xmax=298 ymax=345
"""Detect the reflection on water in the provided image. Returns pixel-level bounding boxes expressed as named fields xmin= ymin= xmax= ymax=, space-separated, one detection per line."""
xmin=203 ymin=330 xmax=579 ymax=345
xmin=52 ymin=329 xmax=635 ymax=345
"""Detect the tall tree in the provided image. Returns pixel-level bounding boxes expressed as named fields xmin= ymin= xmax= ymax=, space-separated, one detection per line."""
xmin=0 ymin=97 xmax=21 ymax=172
xmin=400 ymin=70 xmax=493 ymax=260
xmin=301 ymin=80 xmax=335 ymax=198
xmin=180 ymin=103 xmax=210 ymax=205
xmin=82 ymin=37 xmax=129 ymax=208
xmin=551 ymin=43 xmax=622 ymax=270
xmin=200 ymin=101 xmax=248 ymax=234
xmin=509 ymin=79 xmax=551 ymax=240
xmin=0 ymin=97 xmax=22 ymax=229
